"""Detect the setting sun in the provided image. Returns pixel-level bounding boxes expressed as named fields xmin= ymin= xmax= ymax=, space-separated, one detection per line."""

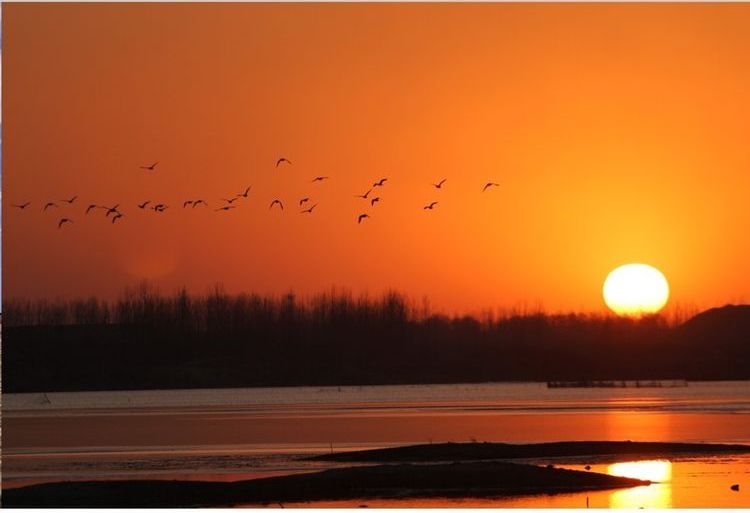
xmin=603 ymin=264 xmax=670 ymax=316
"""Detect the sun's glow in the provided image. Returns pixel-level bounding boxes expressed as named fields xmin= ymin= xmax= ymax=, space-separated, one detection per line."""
xmin=608 ymin=460 xmax=672 ymax=482
xmin=603 ymin=263 xmax=669 ymax=317
xmin=607 ymin=460 xmax=673 ymax=509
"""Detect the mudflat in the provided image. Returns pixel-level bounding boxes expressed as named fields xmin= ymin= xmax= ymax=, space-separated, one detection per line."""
xmin=1 ymin=460 xmax=649 ymax=507
xmin=309 ymin=440 xmax=750 ymax=462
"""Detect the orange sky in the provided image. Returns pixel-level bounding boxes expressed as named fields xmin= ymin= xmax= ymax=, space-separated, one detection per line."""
xmin=4 ymin=3 xmax=750 ymax=314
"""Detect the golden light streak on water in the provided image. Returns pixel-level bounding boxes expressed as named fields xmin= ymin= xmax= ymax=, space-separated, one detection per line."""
xmin=608 ymin=460 xmax=672 ymax=509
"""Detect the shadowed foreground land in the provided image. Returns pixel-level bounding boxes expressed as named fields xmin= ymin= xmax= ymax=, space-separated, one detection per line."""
xmin=2 ymin=460 xmax=648 ymax=507
xmin=4 ymin=289 xmax=750 ymax=392
xmin=6 ymin=441 xmax=749 ymax=507
xmin=310 ymin=441 xmax=750 ymax=462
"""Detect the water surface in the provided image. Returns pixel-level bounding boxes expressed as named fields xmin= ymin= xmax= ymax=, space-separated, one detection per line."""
xmin=3 ymin=381 xmax=750 ymax=507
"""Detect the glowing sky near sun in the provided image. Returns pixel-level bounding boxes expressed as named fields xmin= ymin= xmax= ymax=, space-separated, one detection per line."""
xmin=4 ymin=3 xmax=750 ymax=313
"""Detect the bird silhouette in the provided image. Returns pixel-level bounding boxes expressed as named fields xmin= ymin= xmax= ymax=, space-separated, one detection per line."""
xmin=371 ymin=197 xmax=381 ymax=206
xmin=183 ymin=200 xmax=194 ymax=208
xmin=215 ymin=205 xmax=235 ymax=212
xmin=301 ymin=204 xmax=317 ymax=214
xmin=58 ymin=218 xmax=73 ymax=229
xmin=105 ymin=204 xmax=120 ymax=217
xmin=432 ymin=179 xmax=447 ymax=189
xmin=12 ymin=202 xmax=31 ymax=210
xmin=731 ymin=484 xmax=740 ymax=492
xmin=61 ymin=195 xmax=78 ymax=204
xmin=312 ymin=176 xmax=329 ymax=182
xmin=222 ymin=197 xmax=239 ymax=204
xmin=238 ymin=186 xmax=251 ymax=198
xmin=373 ymin=178 xmax=388 ymax=187
xmin=276 ymin=157 xmax=292 ymax=167
xmin=152 ymin=204 xmax=167 ymax=212
xmin=138 ymin=201 xmax=151 ymax=209
xmin=111 ymin=213 xmax=123 ymax=224
xmin=86 ymin=204 xmax=101 ymax=214
xmin=299 ymin=197 xmax=310 ymax=206
xmin=43 ymin=202 xmax=59 ymax=212
xmin=140 ymin=161 xmax=159 ymax=171
xmin=355 ymin=188 xmax=374 ymax=199
xmin=192 ymin=200 xmax=207 ymax=208
xmin=482 ymin=182 xmax=500 ymax=192
xmin=269 ymin=199 xmax=284 ymax=210
xmin=424 ymin=201 xmax=438 ymax=210
xmin=357 ymin=213 xmax=370 ymax=224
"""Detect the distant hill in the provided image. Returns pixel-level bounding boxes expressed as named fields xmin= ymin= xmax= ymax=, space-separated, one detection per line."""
xmin=670 ymin=304 xmax=750 ymax=380
xmin=679 ymin=304 xmax=750 ymax=339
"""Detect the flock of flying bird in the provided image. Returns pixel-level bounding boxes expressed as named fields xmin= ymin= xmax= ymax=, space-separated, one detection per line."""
xmin=10 ymin=157 xmax=501 ymax=229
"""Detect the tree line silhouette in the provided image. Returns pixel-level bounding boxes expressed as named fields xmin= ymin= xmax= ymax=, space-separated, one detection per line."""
xmin=3 ymin=285 xmax=749 ymax=392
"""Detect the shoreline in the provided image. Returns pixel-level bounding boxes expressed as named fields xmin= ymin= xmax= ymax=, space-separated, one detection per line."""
xmin=5 ymin=379 xmax=749 ymax=412
xmin=5 ymin=377 xmax=750 ymax=398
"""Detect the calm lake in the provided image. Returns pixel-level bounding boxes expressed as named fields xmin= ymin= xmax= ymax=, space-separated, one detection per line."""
xmin=3 ymin=381 xmax=750 ymax=507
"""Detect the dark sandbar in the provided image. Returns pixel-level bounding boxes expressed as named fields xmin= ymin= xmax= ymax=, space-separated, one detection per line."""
xmin=309 ymin=440 xmax=750 ymax=462
xmin=3 ymin=461 xmax=648 ymax=508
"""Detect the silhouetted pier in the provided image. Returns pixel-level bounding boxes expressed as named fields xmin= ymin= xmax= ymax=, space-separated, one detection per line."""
xmin=546 ymin=380 xmax=688 ymax=389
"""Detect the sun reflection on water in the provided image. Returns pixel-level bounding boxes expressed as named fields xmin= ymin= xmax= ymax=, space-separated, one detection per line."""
xmin=607 ymin=460 xmax=672 ymax=509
